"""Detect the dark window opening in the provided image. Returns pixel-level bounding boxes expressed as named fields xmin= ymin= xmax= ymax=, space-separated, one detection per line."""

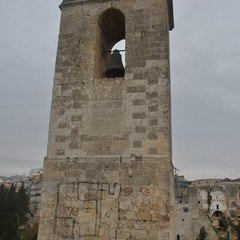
xmin=94 ymin=8 xmax=125 ymax=79
xmin=216 ymin=204 xmax=219 ymax=210
xmin=212 ymin=211 xmax=223 ymax=218
xmin=177 ymin=234 xmax=180 ymax=240
xmin=183 ymin=207 xmax=189 ymax=213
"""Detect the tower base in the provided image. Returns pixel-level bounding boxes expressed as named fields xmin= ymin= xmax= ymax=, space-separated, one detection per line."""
xmin=38 ymin=155 xmax=174 ymax=240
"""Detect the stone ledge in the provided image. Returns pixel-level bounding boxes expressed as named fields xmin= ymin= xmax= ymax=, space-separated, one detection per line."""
xmin=44 ymin=154 xmax=171 ymax=162
xmin=59 ymin=0 xmax=112 ymax=10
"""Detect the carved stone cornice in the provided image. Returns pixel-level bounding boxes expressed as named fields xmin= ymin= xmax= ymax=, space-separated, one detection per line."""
xmin=59 ymin=0 xmax=174 ymax=30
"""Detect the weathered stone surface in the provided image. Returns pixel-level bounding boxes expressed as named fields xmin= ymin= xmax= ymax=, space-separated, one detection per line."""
xmin=38 ymin=0 xmax=175 ymax=239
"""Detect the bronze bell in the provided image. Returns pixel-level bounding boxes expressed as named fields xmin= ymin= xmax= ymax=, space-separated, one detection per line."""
xmin=105 ymin=50 xmax=125 ymax=78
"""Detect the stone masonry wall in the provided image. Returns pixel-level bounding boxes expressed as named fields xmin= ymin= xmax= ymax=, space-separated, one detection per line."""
xmin=38 ymin=0 xmax=174 ymax=239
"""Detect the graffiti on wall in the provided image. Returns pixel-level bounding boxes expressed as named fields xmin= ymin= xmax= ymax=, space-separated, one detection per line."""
xmin=53 ymin=182 xmax=169 ymax=238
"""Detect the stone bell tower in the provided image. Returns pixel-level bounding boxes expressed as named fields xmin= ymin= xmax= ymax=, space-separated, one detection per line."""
xmin=38 ymin=0 xmax=174 ymax=239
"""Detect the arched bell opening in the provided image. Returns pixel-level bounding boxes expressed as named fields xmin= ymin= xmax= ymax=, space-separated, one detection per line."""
xmin=94 ymin=8 xmax=125 ymax=79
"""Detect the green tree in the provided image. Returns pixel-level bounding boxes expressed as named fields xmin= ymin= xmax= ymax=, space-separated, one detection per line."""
xmin=0 ymin=182 xmax=30 ymax=240
xmin=231 ymin=221 xmax=240 ymax=240
xmin=4 ymin=216 xmax=19 ymax=240
xmin=16 ymin=182 xmax=29 ymax=225
xmin=0 ymin=184 xmax=8 ymax=238
xmin=0 ymin=183 xmax=19 ymax=239
xmin=196 ymin=226 xmax=208 ymax=240
xmin=8 ymin=183 xmax=17 ymax=212
xmin=219 ymin=216 xmax=229 ymax=231
xmin=0 ymin=185 xmax=8 ymax=231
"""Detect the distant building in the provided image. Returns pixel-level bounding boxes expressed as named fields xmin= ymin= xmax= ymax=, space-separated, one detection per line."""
xmin=175 ymin=175 xmax=240 ymax=240
xmin=29 ymin=168 xmax=43 ymax=219
xmin=1 ymin=169 xmax=44 ymax=220
xmin=0 ymin=174 xmax=27 ymax=191
xmin=30 ymin=168 xmax=43 ymax=177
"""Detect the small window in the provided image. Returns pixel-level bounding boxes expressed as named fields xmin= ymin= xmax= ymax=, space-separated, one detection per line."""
xmin=183 ymin=207 xmax=189 ymax=213
xmin=177 ymin=234 xmax=180 ymax=240
xmin=216 ymin=204 xmax=219 ymax=210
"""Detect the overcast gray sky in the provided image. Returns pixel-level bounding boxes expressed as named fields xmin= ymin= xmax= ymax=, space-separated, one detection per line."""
xmin=0 ymin=1 xmax=239 ymax=180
